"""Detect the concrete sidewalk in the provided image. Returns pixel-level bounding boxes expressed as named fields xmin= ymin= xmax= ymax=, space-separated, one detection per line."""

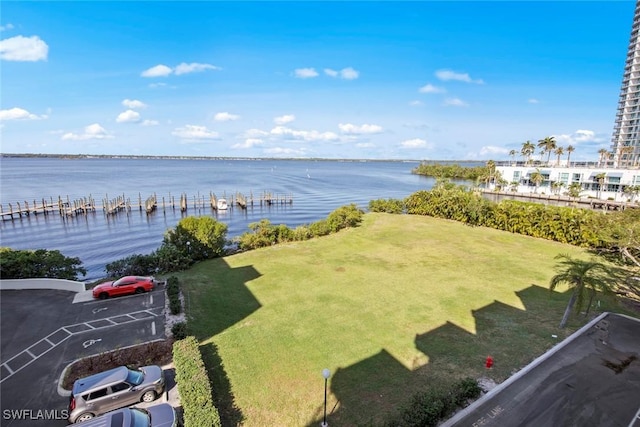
xmin=444 ymin=312 xmax=640 ymax=427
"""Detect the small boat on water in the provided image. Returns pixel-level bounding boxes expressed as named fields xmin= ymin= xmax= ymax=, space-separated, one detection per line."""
xmin=217 ymin=198 xmax=228 ymax=210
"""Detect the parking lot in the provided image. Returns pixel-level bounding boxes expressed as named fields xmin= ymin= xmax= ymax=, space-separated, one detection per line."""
xmin=1 ymin=288 xmax=167 ymax=427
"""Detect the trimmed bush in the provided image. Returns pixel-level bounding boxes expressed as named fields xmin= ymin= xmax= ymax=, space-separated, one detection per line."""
xmin=171 ymin=322 xmax=187 ymax=340
xmin=387 ymin=377 xmax=482 ymax=427
xmin=173 ymin=336 xmax=222 ymax=427
xmin=166 ymin=276 xmax=182 ymax=315
xmin=170 ymin=298 xmax=182 ymax=315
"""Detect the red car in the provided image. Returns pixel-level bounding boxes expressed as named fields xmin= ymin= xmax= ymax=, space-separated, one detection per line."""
xmin=92 ymin=276 xmax=156 ymax=299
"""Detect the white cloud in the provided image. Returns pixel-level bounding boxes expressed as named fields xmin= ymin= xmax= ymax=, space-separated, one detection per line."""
xmin=338 ymin=123 xmax=383 ymax=135
xmin=174 ymin=62 xmax=221 ymax=75
xmin=443 ymin=98 xmax=469 ymax=107
xmin=553 ymin=129 xmax=603 ymax=145
xmin=232 ymin=138 xmax=263 ymax=149
xmin=528 ymin=98 xmax=540 ymax=104
xmin=141 ymin=119 xmax=159 ymax=126
xmin=401 ymin=138 xmax=429 ymax=148
xmin=61 ymin=123 xmax=112 ymax=141
xmin=243 ymin=128 xmax=269 ymax=138
xmin=419 ymin=84 xmax=446 ymax=94
xmin=0 ymin=23 xmax=15 ymax=31
xmin=172 ymin=124 xmax=220 ymax=140
xmin=116 ymin=110 xmax=141 ymax=123
xmin=149 ymin=82 xmax=168 ymax=88
xmin=325 ymin=67 xmax=360 ymax=80
xmin=435 ymin=69 xmax=484 ymax=84
xmin=122 ymin=99 xmax=147 ymax=109
xmin=0 ymin=107 xmax=46 ymax=120
xmin=274 ymin=114 xmax=295 ymax=125
xmin=409 ymin=100 xmax=424 ymax=107
xmin=141 ymin=64 xmax=173 ymax=77
xmin=270 ymin=126 xmax=338 ymax=141
xmin=214 ymin=112 xmax=240 ymax=122
xmin=324 ymin=68 xmax=339 ymax=77
xmin=339 ymin=67 xmax=359 ymax=80
xmin=0 ymin=35 xmax=48 ymax=61
xmin=356 ymin=142 xmax=375 ymax=148
xmin=480 ymin=146 xmax=509 ymax=156
xmin=294 ymin=68 xmax=319 ymax=78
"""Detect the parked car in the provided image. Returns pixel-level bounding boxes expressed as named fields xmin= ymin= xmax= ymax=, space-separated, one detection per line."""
xmin=68 ymin=365 xmax=165 ymax=423
xmin=92 ymin=276 xmax=156 ymax=299
xmin=71 ymin=404 xmax=176 ymax=427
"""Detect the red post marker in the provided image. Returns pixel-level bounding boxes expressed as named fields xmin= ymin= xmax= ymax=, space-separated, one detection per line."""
xmin=485 ymin=356 xmax=494 ymax=369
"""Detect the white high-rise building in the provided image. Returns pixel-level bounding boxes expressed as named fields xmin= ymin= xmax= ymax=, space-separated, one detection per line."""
xmin=612 ymin=1 xmax=640 ymax=168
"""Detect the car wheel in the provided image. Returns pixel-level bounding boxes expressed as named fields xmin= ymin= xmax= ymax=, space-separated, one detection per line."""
xmin=76 ymin=413 xmax=94 ymax=422
xmin=135 ymin=287 xmax=145 ymax=294
xmin=98 ymin=293 xmax=109 ymax=300
xmin=141 ymin=390 xmax=156 ymax=402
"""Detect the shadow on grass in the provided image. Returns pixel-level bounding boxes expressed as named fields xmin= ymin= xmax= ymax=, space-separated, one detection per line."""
xmin=200 ymin=341 xmax=244 ymax=426
xmin=185 ymin=257 xmax=263 ymax=427
xmin=309 ymin=284 xmax=586 ymax=426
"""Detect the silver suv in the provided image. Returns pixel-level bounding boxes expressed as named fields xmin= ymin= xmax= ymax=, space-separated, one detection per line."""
xmin=69 ymin=404 xmax=177 ymax=427
xmin=68 ymin=365 xmax=165 ymax=423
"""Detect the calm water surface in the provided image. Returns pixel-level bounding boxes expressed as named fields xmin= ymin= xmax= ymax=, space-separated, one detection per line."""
xmin=0 ymin=157 xmax=444 ymax=280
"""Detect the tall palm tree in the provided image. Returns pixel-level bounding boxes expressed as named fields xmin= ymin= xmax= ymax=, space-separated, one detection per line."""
xmin=565 ymin=145 xmax=575 ymax=167
xmin=595 ymin=172 xmax=606 ymax=199
xmin=538 ymin=136 xmax=557 ymax=165
xmin=530 ymin=168 xmax=544 ymax=193
xmin=619 ymin=145 xmax=634 ymax=167
xmin=567 ymin=182 xmax=583 ymax=200
xmin=549 ymin=254 xmax=612 ymax=328
xmin=554 ymin=146 xmax=564 ymax=166
xmin=598 ymin=149 xmax=609 ymax=168
xmin=508 ymin=149 xmax=517 ymax=165
xmin=521 ymin=141 xmax=535 ymax=165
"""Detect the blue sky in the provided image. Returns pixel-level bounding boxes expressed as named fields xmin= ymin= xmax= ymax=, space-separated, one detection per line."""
xmin=0 ymin=1 xmax=635 ymax=160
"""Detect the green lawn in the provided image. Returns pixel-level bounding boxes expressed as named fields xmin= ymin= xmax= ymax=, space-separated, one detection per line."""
xmin=176 ymin=213 xmax=627 ymax=426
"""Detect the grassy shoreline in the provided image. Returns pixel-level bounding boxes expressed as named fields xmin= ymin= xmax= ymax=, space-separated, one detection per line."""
xmin=176 ymin=213 xmax=629 ymax=426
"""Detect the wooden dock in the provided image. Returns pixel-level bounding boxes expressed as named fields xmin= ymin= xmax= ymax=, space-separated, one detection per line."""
xmin=0 ymin=191 xmax=293 ymax=221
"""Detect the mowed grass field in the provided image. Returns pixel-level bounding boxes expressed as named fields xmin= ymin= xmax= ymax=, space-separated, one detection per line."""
xmin=177 ymin=213 xmax=626 ymax=426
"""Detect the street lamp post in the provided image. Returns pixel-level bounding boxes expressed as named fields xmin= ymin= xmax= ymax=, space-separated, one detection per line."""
xmin=322 ymin=368 xmax=330 ymax=427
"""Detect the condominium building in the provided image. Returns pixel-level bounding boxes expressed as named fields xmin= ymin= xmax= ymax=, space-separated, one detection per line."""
xmin=612 ymin=1 xmax=640 ymax=167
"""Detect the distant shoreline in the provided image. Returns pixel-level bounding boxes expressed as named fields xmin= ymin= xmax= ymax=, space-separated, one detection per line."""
xmin=0 ymin=153 xmax=482 ymax=163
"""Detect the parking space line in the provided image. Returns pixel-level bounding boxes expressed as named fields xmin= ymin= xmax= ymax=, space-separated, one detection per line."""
xmin=628 ymin=406 xmax=640 ymax=427
xmin=0 ymin=308 xmax=163 ymax=384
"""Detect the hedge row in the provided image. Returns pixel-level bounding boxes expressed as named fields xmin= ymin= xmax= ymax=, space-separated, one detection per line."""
xmin=166 ymin=276 xmax=182 ymax=315
xmin=172 ymin=336 xmax=221 ymax=427
xmin=236 ymin=204 xmax=364 ymax=250
xmin=387 ymin=377 xmax=482 ymax=427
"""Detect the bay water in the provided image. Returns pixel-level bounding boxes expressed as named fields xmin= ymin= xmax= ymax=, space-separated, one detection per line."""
xmin=0 ymin=157 xmax=450 ymax=280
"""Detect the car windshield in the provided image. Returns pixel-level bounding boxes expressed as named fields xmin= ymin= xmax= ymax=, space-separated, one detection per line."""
xmin=113 ymin=277 xmax=129 ymax=286
xmin=129 ymin=408 xmax=150 ymax=427
xmin=125 ymin=368 xmax=144 ymax=386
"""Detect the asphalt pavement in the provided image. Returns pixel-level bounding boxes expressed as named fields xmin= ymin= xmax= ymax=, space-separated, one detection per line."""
xmin=1 ymin=288 xmax=167 ymax=427
xmin=444 ymin=313 xmax=640 ymax=427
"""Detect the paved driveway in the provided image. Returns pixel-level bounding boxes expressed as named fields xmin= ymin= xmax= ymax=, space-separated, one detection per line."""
xmin=444 ymin=313 xmax=640 ymax=427
xmin=1 ymin=289 xmax=166 ymax=427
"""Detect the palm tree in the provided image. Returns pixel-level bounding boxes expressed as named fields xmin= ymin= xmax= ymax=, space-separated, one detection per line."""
xmin=538 ymin=136 xmax=557 ymax=165
xmin=623 ymin=185 xmax=640 ymax=203
xmin=521 ymin=141 xmax=535 ymax=165
xmin=595 ymin=172 xmax=606 ymax=199
xmin=566 ymin=145 xmax=575 ymax=167
xmin=508 ymin=149 xmax=517 ymax=165
xmin=549 ymin=254 xmax=612 ymax=328
xmin=530 ymin=168 xmax=544 ymax=193
xmin=567 ymin=182 xmax=583 ymax=200
xmin=551 ymin=181 xmax=564 ymax=195
xmin=554 ymin=146 xmax=564 ymax=166
xmin=619 ymin=145 xmax=634 ymax=168
xmin=598 ymin=149 xmax=609 ymax=168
